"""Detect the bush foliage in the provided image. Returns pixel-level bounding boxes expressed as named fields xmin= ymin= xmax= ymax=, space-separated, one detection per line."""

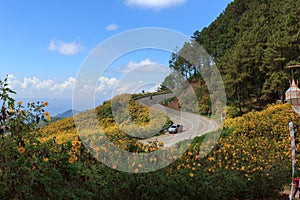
xmin=0 ymin=77 xmax=296 ymax=199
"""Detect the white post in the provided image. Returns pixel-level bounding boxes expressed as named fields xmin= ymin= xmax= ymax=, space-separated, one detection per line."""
xmin=289 ymin=121 xmax=296 ymax=200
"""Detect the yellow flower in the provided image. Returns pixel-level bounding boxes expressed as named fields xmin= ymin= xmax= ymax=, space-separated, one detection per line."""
xmin=71 ymin=155 xmax=78 ymax=161
xmin=68 ymin=157 xmax=75 ymax=164
xmin=43 ymin=157 xmax=49 ymax=162
xmin=71 ymin=141 xmax=77 ymax=146
xmin=208 ymin=157 xmax=215 ymax=162
xmin=17 ymin=146 xmax=25 ymax=154
xmin=17 ymin=101 xmax=22 ymax=105
xmin=158 ymin=142 xmax=164 ymax=147
xmin=76 ymin=141 xmax=81 ymax=147
xmin=43 ymin=102 xmax=49 ymax=107
xmin=71 ymin=146 xmax=77 ymax=151
xmin=190 ymin=173 xmax=194 ymax=177
xmin=44 ymin=112 xmax=50 ymax=118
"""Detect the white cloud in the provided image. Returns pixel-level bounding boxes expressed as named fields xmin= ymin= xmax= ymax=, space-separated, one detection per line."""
xmin=48 ymin=40 xmax=57 ymax=51
xmin=50 ymin=77 xmax=76 ymax=92
xmin=113 ymin=81 xmax=142 ymax=95
xmin=6 ymin=74 xmax=19 ymax=89
xmin=6 ymin=75 xmax=122 ymax=98
xmin=21 ymin=77 xmax=54 ymax=89
xmin=117 ymin=58 xmax=169 ymax=74
xmin=5 ymin=74 xmax=163 ymax=101
xmin=48 ymin=39 xmax=84 ymax=55
xmin=113 ymin=81 xmax=162 ymax=95
xmin=124 ymin=0 xmax=186 ymax=10
xmin=6 ymin=75 xmax=76 ymax=98
xmin=106 ymin=23 xmax=119 ymax=31
xmin=96 ymin=76 xmax=119 ymax=94
xmin=7 ymin=75 xmax=55 ymax=90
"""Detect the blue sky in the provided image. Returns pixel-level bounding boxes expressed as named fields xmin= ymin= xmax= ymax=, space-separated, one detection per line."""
xmin=0 ymin=0 xmax=232 ymax=104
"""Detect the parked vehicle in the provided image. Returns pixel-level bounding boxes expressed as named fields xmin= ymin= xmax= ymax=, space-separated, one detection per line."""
xmin=168 ymin=124 xmax=183 ymax=133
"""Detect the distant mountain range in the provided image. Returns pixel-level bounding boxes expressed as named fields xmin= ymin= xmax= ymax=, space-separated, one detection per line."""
xmin=38 ymin=109 xmax=80 ymax=127
xmin=55 ymin=109 xmax=80 ymax=118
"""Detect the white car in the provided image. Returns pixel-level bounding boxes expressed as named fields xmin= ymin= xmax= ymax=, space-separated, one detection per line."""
xmin=168 ymin=124 xmax=183 ymax=133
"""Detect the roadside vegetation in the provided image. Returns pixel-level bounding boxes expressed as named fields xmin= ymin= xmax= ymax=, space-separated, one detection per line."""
xmin=0 ymin=77 xmax=297 ymax=199
xmin=2 ymin=0 xmax=300 ymax=198
xmin=163 ymin=0 xmax=300 ymax=117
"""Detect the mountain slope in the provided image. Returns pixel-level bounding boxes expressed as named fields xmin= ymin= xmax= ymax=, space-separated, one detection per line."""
xmin=56 ymin=109 xmax=80 ymax=118
xmin=169 ymin=0 xmax=300 ymax=115
xmin=39 ymin=95 xmax=171 ymax=150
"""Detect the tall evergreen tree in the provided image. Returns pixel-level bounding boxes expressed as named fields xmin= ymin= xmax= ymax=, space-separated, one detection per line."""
xmin=167 ymin=0 xmax=300 ymax=115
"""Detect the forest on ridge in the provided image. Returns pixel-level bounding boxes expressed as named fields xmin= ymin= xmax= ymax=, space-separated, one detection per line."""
xmin=166 ymin=0 xmax=300 ymax=116
xmin=2 ymin=0 xmax=300 ymax=199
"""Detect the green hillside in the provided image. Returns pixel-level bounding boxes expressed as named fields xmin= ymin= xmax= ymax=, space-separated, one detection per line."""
xmin=2 ymin=0 xmax=300 ymax=198
xmin=39 ymin=94 xmax=171 ymax=150
xmin=1 ymin=75 xmax=299 ymax=199
xmin=166 ymin=0 xmax=300 ymax=116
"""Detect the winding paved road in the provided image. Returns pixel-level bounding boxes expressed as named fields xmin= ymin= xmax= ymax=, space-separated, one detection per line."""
xmin=137 ymin=93 xmax=218 ymax=147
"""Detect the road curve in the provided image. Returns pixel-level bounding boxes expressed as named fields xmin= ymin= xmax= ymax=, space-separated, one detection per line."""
xmin=137 ymin=93 xmax=218 ymax=147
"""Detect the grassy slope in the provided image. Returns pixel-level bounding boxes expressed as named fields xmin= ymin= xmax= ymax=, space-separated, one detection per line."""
xmin=39 ymin=94 xmax=171 ymax=146
xmin=38 ymin=91 xmax=300 ymax=198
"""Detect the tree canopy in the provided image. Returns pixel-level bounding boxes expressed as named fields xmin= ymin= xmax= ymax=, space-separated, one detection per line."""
xmin=166 ymin=0 xmax=300 ymax=115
